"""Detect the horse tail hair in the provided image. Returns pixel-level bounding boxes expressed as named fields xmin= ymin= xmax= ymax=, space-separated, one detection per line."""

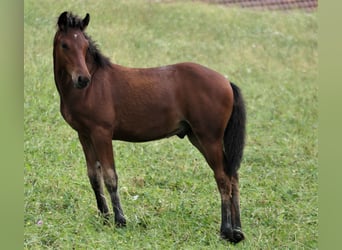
xmin=223 ymin=82 xmax=246 ymax=176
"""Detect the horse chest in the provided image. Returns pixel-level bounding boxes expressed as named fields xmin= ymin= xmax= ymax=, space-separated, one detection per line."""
xmin=60 ymin=104 xmax=80 ymax=130
xmin=60 ymin=100 xmax=114 ymax=133
xmin=60 ymin=102 xmax=93 ymax=131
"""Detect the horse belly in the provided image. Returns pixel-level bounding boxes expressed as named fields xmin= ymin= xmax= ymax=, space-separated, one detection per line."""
xmin=113 ymin=120 xmax=182 ymax=142
xmin=112 ymin=103 xmax=184 ymax=142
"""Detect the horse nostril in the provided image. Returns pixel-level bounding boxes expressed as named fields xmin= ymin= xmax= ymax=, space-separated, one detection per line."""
xmin=77 ymin=76 xmax=90 ymax=88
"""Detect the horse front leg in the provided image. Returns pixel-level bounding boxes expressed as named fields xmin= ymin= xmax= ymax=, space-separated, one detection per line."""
xmin=90 ymin=129 xmax=126 ymax=227
xmin=78 ymin=133 xmax=109 ymax=218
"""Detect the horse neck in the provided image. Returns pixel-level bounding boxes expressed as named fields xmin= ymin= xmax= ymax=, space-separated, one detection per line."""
xmin=86 ymin=58 xmax=101 ymax=76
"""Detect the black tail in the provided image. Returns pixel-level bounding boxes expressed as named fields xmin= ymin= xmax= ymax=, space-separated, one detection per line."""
xmin=223 ymin=82 xmax=246 ymax=176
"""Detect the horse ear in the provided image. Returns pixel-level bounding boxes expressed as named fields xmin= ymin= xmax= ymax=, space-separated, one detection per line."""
xmin=57 ymin=11 xmax=69 ymax=31
xmin=82 ymin=13 xmax=90 ymax=30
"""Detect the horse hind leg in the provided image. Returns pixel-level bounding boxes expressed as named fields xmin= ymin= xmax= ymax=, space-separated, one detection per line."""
xmin=187 ymin=134 xmax=243 ymax=243
xmin=213 ymin=150 xmax=244 ymax=243
xmin=230 ymin=172 xmax=244 ymax=242
xmin=218 ymin=149 xmax=244 ymax=243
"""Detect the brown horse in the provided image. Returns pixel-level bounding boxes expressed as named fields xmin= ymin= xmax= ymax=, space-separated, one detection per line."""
xmin=53 ymin=11 xmax=246 ymax=243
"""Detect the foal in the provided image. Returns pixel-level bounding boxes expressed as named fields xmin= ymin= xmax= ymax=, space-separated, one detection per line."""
xmin=53 ymin=11 xmax=246 ymax=243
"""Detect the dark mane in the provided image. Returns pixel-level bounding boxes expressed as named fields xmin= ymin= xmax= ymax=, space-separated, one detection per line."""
xmin=85 ymin=34 xmax=112 ymax=68
xmin=57 ymin=11 xmax=112 ymax=68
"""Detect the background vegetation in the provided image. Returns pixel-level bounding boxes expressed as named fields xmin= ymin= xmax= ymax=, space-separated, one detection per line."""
xmin=24 ymin=0 xmax=317 ymax=248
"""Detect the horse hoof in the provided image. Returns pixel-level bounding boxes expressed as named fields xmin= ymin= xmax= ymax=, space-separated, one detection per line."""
xmin=221 ymin=228 xmax=245 ymax=244
xmin=232 ymin=228 xmax=245 ymax=243
xmin=115 ymin=216 xmax=127 ymax=227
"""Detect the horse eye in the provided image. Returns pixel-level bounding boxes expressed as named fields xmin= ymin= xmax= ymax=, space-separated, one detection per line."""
xmin=61 ymin=43 xmax=69 ymax=50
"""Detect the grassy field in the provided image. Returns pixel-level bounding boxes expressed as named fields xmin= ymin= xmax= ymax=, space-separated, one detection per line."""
xmin=24 ymin=0 xmax=317 ymax=249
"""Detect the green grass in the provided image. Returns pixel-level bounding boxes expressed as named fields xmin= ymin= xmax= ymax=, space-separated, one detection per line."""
xmin=24 ymin=0 xmax=318 ymax=249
